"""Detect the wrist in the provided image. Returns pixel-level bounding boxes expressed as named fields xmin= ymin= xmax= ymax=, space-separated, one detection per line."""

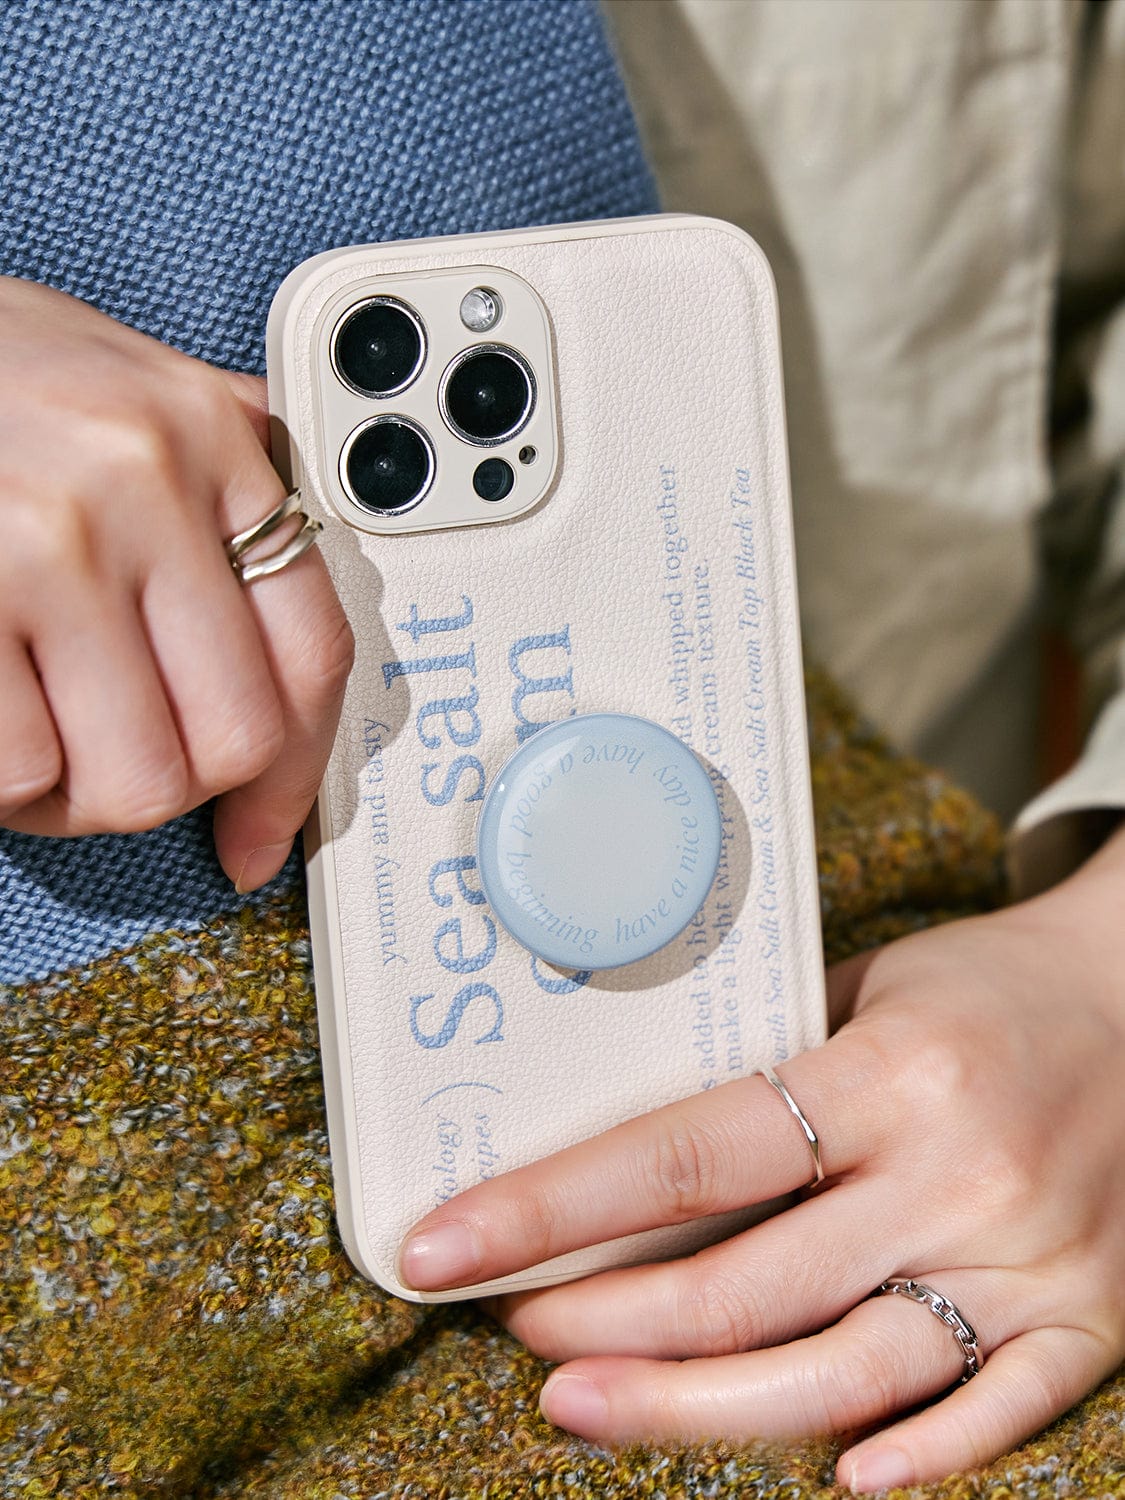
xmin=1011 ymin=820 xmax=1125 ymax=1026
xmin=1051 ymin=816 xmax=1125 ymax=912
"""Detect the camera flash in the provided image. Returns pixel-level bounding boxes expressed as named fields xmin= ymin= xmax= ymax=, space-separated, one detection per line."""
xmin=460 ymin=287 xmax=502 ymax=332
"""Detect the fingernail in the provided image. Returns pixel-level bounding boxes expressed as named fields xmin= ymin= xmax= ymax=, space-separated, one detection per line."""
xmin=844 ymin=1445 xmax=914 ymax=1493
xmin=398 ymin=1222 xmax=481 ymax=1289
xmin=234 ymin=841 xmax=293 ymax=894
xmin=539 ymin=1373 xmax=609 ymax=1436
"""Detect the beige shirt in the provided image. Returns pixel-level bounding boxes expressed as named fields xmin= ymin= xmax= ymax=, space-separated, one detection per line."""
xmin=604 ymin=0 xmax=1125 ymax=895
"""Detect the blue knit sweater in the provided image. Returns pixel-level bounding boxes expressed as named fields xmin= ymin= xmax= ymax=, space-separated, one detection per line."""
xmin=0 ymin=0 xmax=658 ymax=982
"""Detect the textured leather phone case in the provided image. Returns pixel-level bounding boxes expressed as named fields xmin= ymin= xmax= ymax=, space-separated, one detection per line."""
xmin=267 ymin=215 xmax=826 ymax=1302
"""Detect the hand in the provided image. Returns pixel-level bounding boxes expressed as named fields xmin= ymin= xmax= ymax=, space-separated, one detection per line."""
xmin=396 ymin=828 xmax=1125 ymax=1490
xmin=0 ymin=277 xmax=353 ymax=889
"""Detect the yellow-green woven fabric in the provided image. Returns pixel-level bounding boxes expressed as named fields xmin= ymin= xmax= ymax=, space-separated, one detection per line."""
xmin=2 ymin=673 xmax=1122 ymax=1499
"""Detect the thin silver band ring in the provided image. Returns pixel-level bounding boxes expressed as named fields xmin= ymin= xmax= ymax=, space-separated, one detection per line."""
xmin=755 ymin=1064 xmax=825 ymax=1188
xmin=872 ymin=1278 xmax=983 ymax=1382
xmin=226 ymin=488 xmax=323 ymax=584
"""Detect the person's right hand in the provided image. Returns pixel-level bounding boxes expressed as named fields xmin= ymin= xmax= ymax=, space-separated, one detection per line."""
xmin=0 ymin=276 xmax=354 ymax=891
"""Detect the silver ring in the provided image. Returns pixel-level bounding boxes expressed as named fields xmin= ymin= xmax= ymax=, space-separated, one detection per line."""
xmin=226 ymin=488 xmax=323 ymax=584
xmin=755 ymin=1065 xmax=824 ymax=1187
xmin=872 ymin=1278 xmax=983 ymax=1382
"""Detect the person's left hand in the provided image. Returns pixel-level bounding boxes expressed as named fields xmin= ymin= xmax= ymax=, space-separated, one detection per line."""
xmin=395 ymin=828 xmax=1125 ymax=1491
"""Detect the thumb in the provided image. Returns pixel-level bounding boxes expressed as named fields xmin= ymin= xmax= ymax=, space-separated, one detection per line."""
xmin=824 ymin=947 xmax=881 ymax=1032
xmin=215 ymin=369 xmax=271 ymax=451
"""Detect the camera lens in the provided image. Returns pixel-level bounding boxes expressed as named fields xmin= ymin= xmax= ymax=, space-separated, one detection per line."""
xmin=332 ymin=298 xmax=425 ymax=397
xmin=473 ymin=458 xmax=515 ymax=502
xmin=442 ymin=345 xmax=535 ymax=445
xmin=342 ymin=417 xmax=434 ymax=514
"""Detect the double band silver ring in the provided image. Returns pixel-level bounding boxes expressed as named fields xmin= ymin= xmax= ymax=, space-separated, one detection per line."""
xmin=755 ymin=1064 xmax=825 ymax=1188
xmin=872 ymin=1278 xmax=983 ymax=1383
xmin=226 ymin=488 xmax=323 ymax=584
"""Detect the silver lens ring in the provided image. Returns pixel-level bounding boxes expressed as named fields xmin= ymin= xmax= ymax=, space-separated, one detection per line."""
xmin=439 ymin=342 xmax=537 ymax=448
xmin=338 ymin=414 xmax=436 ymax=517
xmin=330 ymin=296 xmax=428 ymax=400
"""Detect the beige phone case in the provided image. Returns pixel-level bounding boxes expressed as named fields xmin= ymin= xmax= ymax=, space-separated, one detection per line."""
xmin=266 ymin=214 xmax=825 ymax=1303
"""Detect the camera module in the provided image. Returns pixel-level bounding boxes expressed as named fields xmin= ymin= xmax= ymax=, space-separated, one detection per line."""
xmin=441 ymin=344 xmax=535 ymax=445
xmin=341 ymin=416 xmax=434 ymax=514
xmin=473 ymin=457 xmax=515 ymax=502
xmin=332 ymin=298 xmax=426 ymax=398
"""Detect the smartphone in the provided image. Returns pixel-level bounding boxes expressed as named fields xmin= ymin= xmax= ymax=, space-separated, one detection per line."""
xmin=266 ymin=214 xmax=826 ymax=1303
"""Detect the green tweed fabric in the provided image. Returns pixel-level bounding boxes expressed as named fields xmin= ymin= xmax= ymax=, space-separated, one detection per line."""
xmin=2 ymin=672 xmax=1122 ymax=1499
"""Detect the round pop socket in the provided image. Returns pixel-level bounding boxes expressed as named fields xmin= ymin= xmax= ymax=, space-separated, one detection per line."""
xmin=476 ymin=713 xmax=722 ymax=971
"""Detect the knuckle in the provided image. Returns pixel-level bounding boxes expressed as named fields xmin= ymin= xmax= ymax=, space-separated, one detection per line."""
xmin=177 ymin=364 xmax=248 ymax=450
xmin=499 ymin=1299 xmax=569 ymax=1363
xmin=22 ymin=491 xmax=98 ymax=575
xmin=885 ymin=1024 xmax=975 ymax=1127
xmin=0 ymin=741 xmax=63 ymax=812
xmin=4 ymin=418 xmax=182 ymax=581
xmin=193 ymin=697 xmax=286 ymax=793
xmin=810 ymin=1337 xmax=898 ymax=1430
xmin=825 ymin=1023 xmax=903 ymax=1144
xmin=278 ymin=587 xmax=355 ymax=706
xmin=960 ymin=1136 xmax=1038 ymax=1223
xmin=178 ymin=360 xmax=231 ymax=421
xmin=100 ymin=758 xmax=191 ymax=832
xmin=297 ymin=607 xmax=355 ymax=702
xmin=93 ymin=406 xmax=182 ymax=492
xmin=509 ymin=1190 xmax=562 ymax=1270
xmin=1025 ymin=1347 xmax=1074 ymax=1417
xmin=649 ymin=1116 xmax=722 ymax=1223
xmin=1088 ymin=1257 xmax=1125 ymax=1348
xmin=648 ymin=1372 xmax=685 ymax=1434
xmin=676 ymin=1267 xmax=758 ymax=1356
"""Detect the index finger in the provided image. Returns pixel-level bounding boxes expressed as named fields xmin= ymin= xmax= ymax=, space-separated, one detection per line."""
xmin=397 ymin=1033 xmax=885 ymax=1293
xmin=211 ymin=537 xmax=354 ymax=890
xmin=208 ymin=429 xmax=354 ymax=889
